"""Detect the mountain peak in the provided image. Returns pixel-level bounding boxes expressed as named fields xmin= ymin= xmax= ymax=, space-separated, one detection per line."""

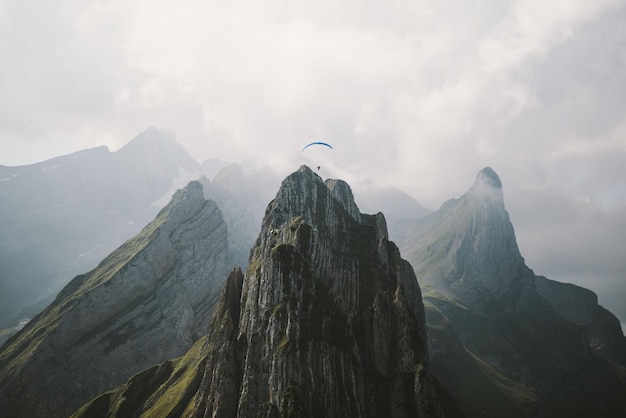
xmin=71 ymin=167 xmax=460 ymax=418
xmin=469 ymin=166 xmax=503 ymax=201
xmin=404 ymin=166 xmax=529 ymax=309
xmin=271 ymin=165 xmax=361 ymax=226
xmin=475 ymin=166 xmax=502 ymax=188
xmin=195 ymin=166 xmax=453 ymax=416
xmin=118 ymin=127 xmax=176 ymax=151
xmin=401 ymin=167 xmax=626 ymax=417
xmin=297 ymin=164 xmax=316 ymax=174
xmin=212 ymin=163 xmax=248 ymax=197
xmin=214 ymin=163 xmax=245 ymax=183
xmin=166 ymin=180 xmax=206 ymax=222
xmin=116 ymin=127 xmax=198 ymax=171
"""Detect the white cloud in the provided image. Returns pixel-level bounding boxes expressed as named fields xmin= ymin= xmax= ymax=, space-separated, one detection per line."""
xmin=1 ymin=0 xmax=625 ymax=323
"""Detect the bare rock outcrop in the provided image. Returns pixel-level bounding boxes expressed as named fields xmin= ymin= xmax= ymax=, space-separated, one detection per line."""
xmin=74 ymin=166 xmax=461 ymax=418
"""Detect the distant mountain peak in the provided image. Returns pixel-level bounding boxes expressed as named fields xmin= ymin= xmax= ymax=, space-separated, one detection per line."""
xmin=400 ymin=167 xmax=626 ymax=417
xmin=404 ymin=166 xmax=529 ymax=309
xmin=213 ymin=162 xmax=245 ymax=183
xmin=475 ymin=166 xmax=502 ymax=188
xmin=116 ymin=127 xmax=198 ymax=169
xmin=132 ymin=125 xmax=174 ymax=141
xmin=469 ymin=166 xmax=504 ymax=201
xmin=212 ymin=163 xmax=248 ymax=196
xmin=0 ymin=128 xmax=205 ymax=327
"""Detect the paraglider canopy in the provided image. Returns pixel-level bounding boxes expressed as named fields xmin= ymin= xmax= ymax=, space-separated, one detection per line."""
xmin=302 ymin=141 xmax=333 ymax=152
xmin=302 ymin=141 xmax=333 ymax=171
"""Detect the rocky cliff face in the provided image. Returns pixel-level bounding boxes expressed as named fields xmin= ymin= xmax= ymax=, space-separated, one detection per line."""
xmin=402 ymin=167 xmax=626 ymax=418
xmin=74 ymin=165 xmax=461 ymax=418
xmin=227 ymin=165 xmax=439 ymax=417
xmin=0 ymin=181 xmax=230 ymax=418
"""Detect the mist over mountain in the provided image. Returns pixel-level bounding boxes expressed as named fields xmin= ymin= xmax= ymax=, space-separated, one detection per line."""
xmin=353 ymin=183 xmax=431 ymax=244
xmin=0 ymin=181 xmax=230 ymax=417
xmin=1 ymin=159 xmax=625 ymax=417
xmin=200 ymin=158 xmax=231 ymax=179
xmin=199 ymin=163 xmax=277 ymax=270
xmin=400 ymin=167 xmax=626 ymax=417
xmin=0 ymin=127 xmax=200 ymax=328
xmin=1 ymin=132 xmax=431 ymax=345
xmin=72 ymin=166 xmax=460 ymax=417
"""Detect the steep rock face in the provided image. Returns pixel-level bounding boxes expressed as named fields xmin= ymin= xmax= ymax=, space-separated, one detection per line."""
xmin=0 ymin=127 xmax=200 ymax=328
xmin=403 ymin=168 xmax=537 ymax=311
xmin=231 ymin=166 xmax=433 ymax=417
xmin=0 ymin=181 xmax=230 ymax=418
xmin=75 ymin=166 xmax=461 ymax=418
xmin=402 ymin=167 xmax=626 ymax=418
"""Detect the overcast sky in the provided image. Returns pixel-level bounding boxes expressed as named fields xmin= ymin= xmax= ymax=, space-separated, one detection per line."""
xmin=1 ymin=0 xmax=625 ymax=327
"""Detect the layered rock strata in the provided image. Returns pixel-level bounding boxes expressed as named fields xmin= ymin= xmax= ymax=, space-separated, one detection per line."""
xmin=0 ymin=181 xmax=229 ymax=418
xmin=74 ymin=166 xmax=460 ymax=418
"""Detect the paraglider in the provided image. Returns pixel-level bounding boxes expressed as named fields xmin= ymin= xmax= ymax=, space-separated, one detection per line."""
xmin=302 ymin=141 xmax=333 ymax=152
xmin=302 ymin=142 xmax=333 ymax=171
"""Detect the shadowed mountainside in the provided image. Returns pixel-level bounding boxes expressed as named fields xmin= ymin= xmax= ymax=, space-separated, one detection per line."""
xmin=400 ymin=167 xmax=626 ymax=418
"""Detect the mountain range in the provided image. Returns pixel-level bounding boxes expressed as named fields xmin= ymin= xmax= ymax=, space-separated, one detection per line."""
xmin=0 ymin=181 xmax=230 ymax=417
xmin=0 ymin=130 xmax=425 ymax=341
xmin=0 ymin=127 xmax=200 ymax=327
xmin=72 ymin=166 xmax=461 ymax=417
xmin=1 ymin=132 xmax=625 ymax=417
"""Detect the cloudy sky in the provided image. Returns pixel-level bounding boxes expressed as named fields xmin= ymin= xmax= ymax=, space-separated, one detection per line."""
xmin=1 ymin=0 xmax=625 ymax=326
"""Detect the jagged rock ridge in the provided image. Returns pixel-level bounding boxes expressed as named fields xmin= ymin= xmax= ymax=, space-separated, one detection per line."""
xmin=74 ymin=165 xmax=461 ymax=418
xmin=231 ymin=165 xmax=435 ymax=417
xmin=0 ymin=181 xmax=230 ymax=418
xmin=401 ymin=167 xmax=626 ymax=418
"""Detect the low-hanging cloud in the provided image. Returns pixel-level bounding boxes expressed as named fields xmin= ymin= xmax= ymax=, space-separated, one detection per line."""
xmin=1 ymin=0 xmax=625 ymax=324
